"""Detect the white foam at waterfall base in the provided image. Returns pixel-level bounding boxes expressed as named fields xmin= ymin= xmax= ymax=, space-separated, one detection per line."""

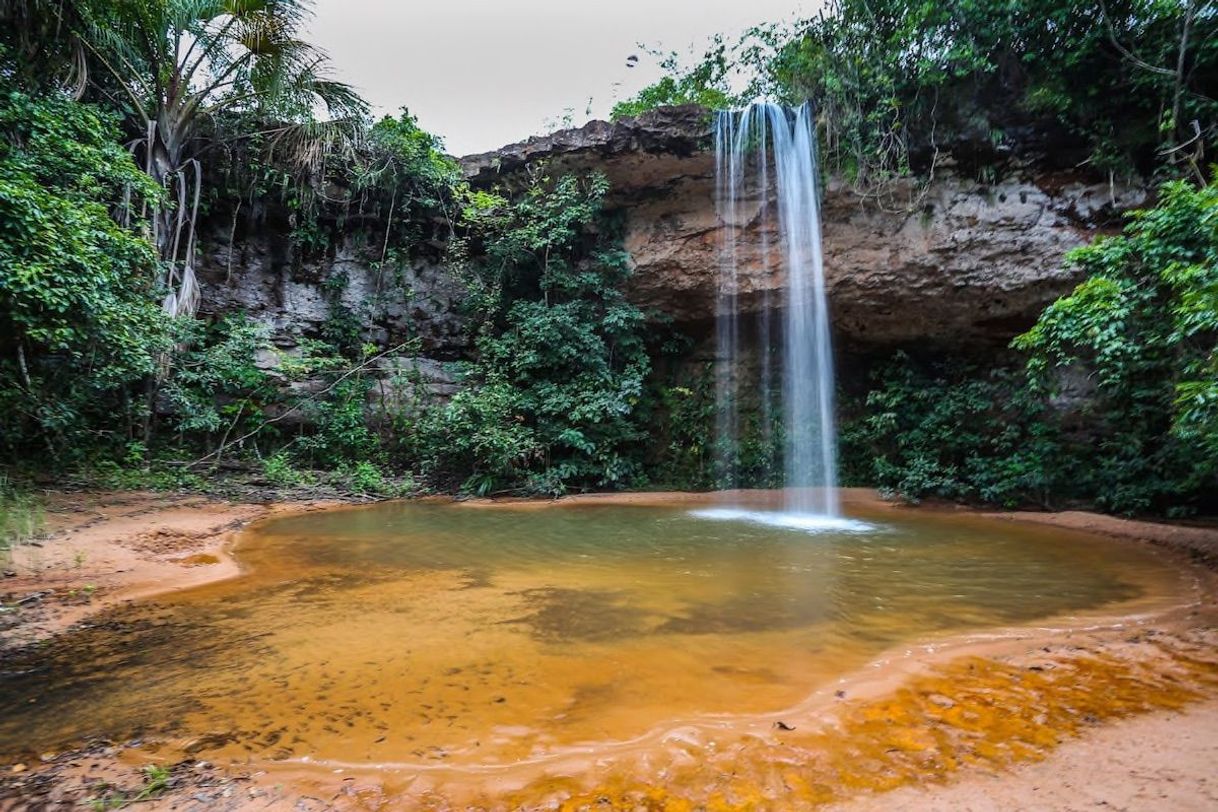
xmin=689 ymin=508 xmax=875 ymax=534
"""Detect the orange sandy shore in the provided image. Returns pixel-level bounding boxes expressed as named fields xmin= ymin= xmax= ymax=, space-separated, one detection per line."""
xmin=1 ymin=488 xmax=1216 ymax=811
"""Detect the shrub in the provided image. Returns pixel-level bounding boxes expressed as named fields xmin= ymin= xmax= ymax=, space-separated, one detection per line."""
xmin=402 ymin=173 xmax=652 ymax=495
xmin=1014 ymin=179 xmax=1218 ymax=514
xmin=0 ymin=82 xmax=167 ymax=459
xmin=842 ymin=354 xmax=1062 ymax=508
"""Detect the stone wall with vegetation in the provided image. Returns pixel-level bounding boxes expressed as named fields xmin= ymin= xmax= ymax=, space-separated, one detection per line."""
xmin=0 ymin=0 xmax=1214 ymax=513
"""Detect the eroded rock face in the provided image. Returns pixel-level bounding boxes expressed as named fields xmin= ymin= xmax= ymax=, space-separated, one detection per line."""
xmin=195 ymin=228 xmax=468 ymax=356
xmin=465 ymin=106 xmax=1148 ymax=349
xmin=202 ymin=106 xmax=1148 ymax=372
xmin=461 ymin=105 xmax=713 ymax=194
xmin=194 ymin=226 xmax=469 ymax=415
xmin=624 ymin=170 xmax=1147 ymax=348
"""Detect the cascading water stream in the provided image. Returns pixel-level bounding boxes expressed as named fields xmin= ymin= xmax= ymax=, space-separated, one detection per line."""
xmin=712 ymin=102 xmax=840 ymax=520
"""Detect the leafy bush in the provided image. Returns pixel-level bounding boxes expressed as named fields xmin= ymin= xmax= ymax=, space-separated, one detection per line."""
xmin=1014 ymin=179 xmax=1218 ymax=514
xmin=850 ymin=180 xmax=1217 ymax=515
xmin=85 ymin=459 xmax=206 ymax=492
xmin=647 ymin=369 xmax=718 ymax=490
xmin=616 ymin=0 xmax=1216 ymax=184
xmin=263 ymin=451 xmax=309 ymax=488
xmin=403 ymin=173 xmax=652 ymax=495
xmin=338 ymin=460 xmax=411 ymax=498
xmin=0 ymin=81 xmax=168 ymax=459
xmin=361 ymin=109 xmax=460 ymax=209
xmin=160 ymin=316 xmax=277 ymax=443
xmin=841 ymin=354 xmax=1062 ymax=508
xmin=297 ymin=378 xmax=384 ymax=468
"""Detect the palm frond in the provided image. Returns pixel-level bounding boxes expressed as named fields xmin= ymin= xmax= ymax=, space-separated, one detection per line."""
xmin=307 ymin=78 xmax=369 ymax=119
xmin=167 ymin=0 xmax=229 ymax=31
xmin=48 ymin=0 xmax=371 ymax=320
xmin=267 ymin=114 xmax=365 ymax=178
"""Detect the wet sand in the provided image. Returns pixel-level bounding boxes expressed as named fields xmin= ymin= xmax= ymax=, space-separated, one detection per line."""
xmin=0 ymin=491 xmax=343 ymax=649
xmin=829 ymin=700 xmax=1218 ymax=812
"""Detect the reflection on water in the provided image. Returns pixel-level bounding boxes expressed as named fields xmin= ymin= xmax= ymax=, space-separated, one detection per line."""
xmin=0 ymin=501 xmax=1179 ymax=768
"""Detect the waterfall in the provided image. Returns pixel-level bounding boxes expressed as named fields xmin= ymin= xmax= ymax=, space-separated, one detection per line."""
xmin=713 ymin=102 xmax=839 ymax=517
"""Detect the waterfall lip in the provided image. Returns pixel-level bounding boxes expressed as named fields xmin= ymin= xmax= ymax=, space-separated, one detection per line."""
xmin=717 ymin=97 xmax=810 ymax=114
xmin=689 ymin=508 xmax=877 ymax=534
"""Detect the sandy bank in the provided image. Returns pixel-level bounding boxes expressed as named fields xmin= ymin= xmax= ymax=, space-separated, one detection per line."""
xmin=0 ymin=491 xmax=341 ymax=648
xmin=830 ymin=700 xmax=1218 ymax=812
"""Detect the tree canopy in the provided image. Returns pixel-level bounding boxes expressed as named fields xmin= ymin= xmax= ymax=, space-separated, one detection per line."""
xmin=617 ymin=0 xmax=1217 ymax=188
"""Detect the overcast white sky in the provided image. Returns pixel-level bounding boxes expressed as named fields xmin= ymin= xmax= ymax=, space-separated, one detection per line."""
xmin=305 ymin=0 xmax=812 ymax=156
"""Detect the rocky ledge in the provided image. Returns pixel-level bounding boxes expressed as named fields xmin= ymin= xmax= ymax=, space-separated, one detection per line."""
xmin=464 ymin=106 xmax=1149 ymax=349
xmin=199 ymin=107 xmax=1150 ymax=362
xmin=460 ymin=104 xmax=712 ymax=193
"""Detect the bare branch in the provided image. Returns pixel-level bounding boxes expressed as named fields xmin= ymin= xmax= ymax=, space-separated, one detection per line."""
xmin=186 ymin=341 xmax=416 ymax=468
xmin=1099 ymin=0 xmax=1175 ymax=77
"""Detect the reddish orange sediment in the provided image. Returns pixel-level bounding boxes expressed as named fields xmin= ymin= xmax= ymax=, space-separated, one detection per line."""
xmin=507 ymin=630 xmax=1218 ymax=811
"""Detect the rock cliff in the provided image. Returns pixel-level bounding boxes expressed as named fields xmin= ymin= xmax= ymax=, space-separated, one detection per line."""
xmin=463 ymin=106 xmax=1147 ymax=349
xmin=199 ymin=105 xmax=1149 ymax=368
xmin=196 ymin=230 xmax=467 ymax=357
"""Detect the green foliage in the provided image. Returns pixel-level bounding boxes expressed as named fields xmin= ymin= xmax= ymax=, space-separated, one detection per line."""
xmin=318 ymin=271 xmax=365 ymax=357
xmin=611 ymin=45 xmax=733 ymax=120
xmin=405 ymin=173 xmax=652 ymax=495
xmin=852 ymin=181 xmax=1217 ymax=515
xmin=0 ymin=475 xmax=43 ymax=559
xmin=86 ymin=762 xmax=171 ymax=810
xmin=0 ymin=80 xmax=168 ymax=458
xmin=842 ymin=354 xmax=1061 ymax=508
xmin=754 ymin=0 xmax=994 ymax=184
xmin=619 ymin=0 xmax=1216 ymax=185
xmin=185 ymin=330 xmax=393 ymax=475
xmin=0 ymin=16 xmax=460 ymax=484
xmin=361 ymin=110 xmax=460 ymax=207
xmin=37 ymin=0 xmax=372 ymax=315
xmin=337 ymin=460 xmax=412 ymax=497
xmin=85 ymin=454 xmax=207 ymax=491
xmin=266 ymin=107 xmax=462 ymax=257
xmin=262 ymin=451 xmax=309 ymax=488
xmin=222 ymin=106 xmax=459 ymax=264
xmin=297 ymin=377 xmax=383 ymax=468
xmin=647 ymin=369 xmax=718 ymax=490
xmin=137 ymin=764 xmax=170 ymax=799
xmin=1014 ymin=179 xmax=1218 ymax=513
xmin=160 ymin=317 xmax=276 ymax=439
xmin=262 ymin=450 xmax=410 ymax=498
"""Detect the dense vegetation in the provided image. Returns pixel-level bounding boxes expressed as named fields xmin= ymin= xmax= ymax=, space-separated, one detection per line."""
xmin=0 ymin=0 xmax=658 ymax=497
xmin=0 ymin=0 xmax=1214 ymax=514
xmin=839 ymin=179 xmax=1218 ymax=515
xmin=0 ymin=79 xmax=168 ymax=458
xmin=401 ymin=174 xmax=654 ymax=495
xmin=1018 ymin=180 xmax=1217 ymax=511
xmin=617 ymin=0 xmax=1216 ymax=190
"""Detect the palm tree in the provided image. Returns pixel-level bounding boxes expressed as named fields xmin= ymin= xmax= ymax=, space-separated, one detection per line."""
xmin=68 ymin=0 xmax=367 ymax=316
